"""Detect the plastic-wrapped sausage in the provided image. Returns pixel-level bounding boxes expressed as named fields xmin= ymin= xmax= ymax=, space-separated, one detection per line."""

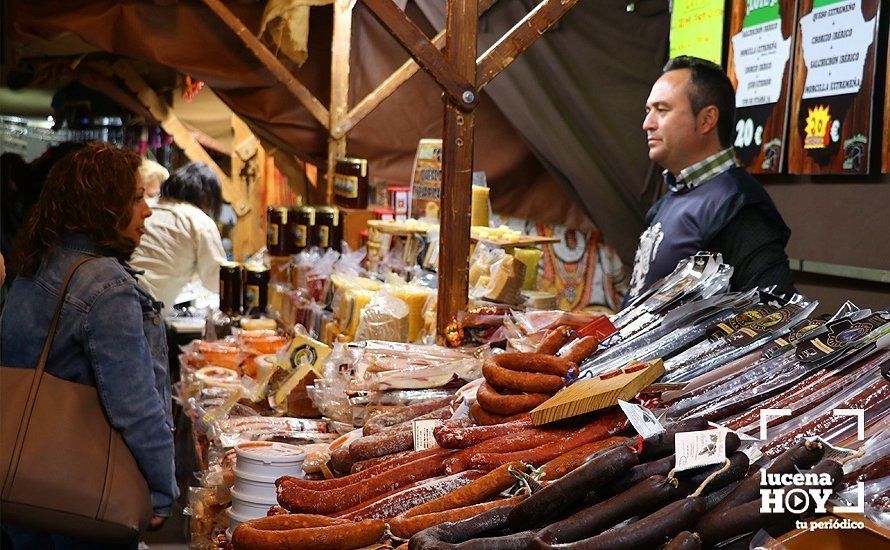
xmin=363 ymin=397 xmax=454 ymax=435
xmin=508 ymin=443 xmax=639 ymax=531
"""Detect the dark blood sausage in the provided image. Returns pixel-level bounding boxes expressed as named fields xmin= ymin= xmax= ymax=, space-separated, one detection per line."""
xmin=277 ymin=454 xmax=447 ymax=515
xmin=409 ymin=504 xmax=514 ymax=549
xmin=476 ymin=382 xmax=552 ymax=415
xmin=537 ymin=326 xmax=576 ymax=355
xmin=232 ymin=516 xmax=384 ymax=550
xmin=543 ymin=496 xmax=706 ymax=549
xmin=664 ymin=531 xmax=702 ymax=550
xmin=483 ymin=360 xmax=567 ymax=393
xmin=533 ymin=474 xmax=684 ymax=545
xmin=492 ymin=353 xmax=578 ymax=377
xmin=452 ymin=532 xmax=536 ymax=549
xmin=601 ymin=429 xmax=741 ymax=496
xmin=508 ymin=443 xmax=639 ymax=531
xmin=434 ymin=418 xmax=533 ymax=449
xmin=709 ymin=439 xmax=824 ymax=514
xmin=363 ymin=397 xmax=454 ymax=435
xmin=471 ymin=402 xmax=530 ymax=426
xmin=695 ymin=459 xmax=845 ymax=545
xmin=560 ymin=336 xmax=600 ymax=366
xmin=637 ymin=417 xmax=710 ymax=461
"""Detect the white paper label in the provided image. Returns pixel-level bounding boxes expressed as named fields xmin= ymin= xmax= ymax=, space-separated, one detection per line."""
xmin=799 ymin=0 xmax=877 ymax=99
xmin=619 ymin=400 xmax=665 ymax=438
xmin=741 ymin=444 xmax=764 ymax=463
xmin=674 ymin=429 xmax=727 ymax=472
xmin=413 ymin=419 xmax=443 ymax=451
xmin=731 ymin=2 xmax=793 ymax=107
xmin=810 ymin=436 xmax=858 ymax=462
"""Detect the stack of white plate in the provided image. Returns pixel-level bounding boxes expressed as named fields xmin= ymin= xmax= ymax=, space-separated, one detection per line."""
xmin=227 ymin=441 xmax=306 ymax=530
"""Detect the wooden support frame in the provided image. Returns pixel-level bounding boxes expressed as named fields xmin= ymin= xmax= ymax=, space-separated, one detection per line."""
xmin=201 ymin=0 xmax=330 ymax=128
xmin=326 ymin=0 xmax=356 ymax=205
xmin=108 ymin=59 xmax=249 ymax=215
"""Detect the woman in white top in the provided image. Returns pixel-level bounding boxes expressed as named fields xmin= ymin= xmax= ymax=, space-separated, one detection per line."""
xmin=130 ymin=162 xmax=226 ymax=315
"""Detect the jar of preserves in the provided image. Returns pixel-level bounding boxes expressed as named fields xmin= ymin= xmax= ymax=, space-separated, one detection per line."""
xmin=333 ymin=157 xmax=369 ymax=209
xmin=314 ymin=206 xmax=342 ymax=252
xmin=266 ymin=206 xmax=289 ymax=256
xmin=243 ymin=265 xmax=270 ymax=316
xmin=219 ymin=262 xmax=244 ymax=315
xmin=287 ymin=206 xmax=316 ymax=253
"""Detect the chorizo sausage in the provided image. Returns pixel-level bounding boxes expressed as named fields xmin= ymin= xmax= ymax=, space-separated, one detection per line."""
xmin=444 ymin=427 xmax=572 ymax=474
xmin=491 ymin=353 xmax=578 ymax=377
xmin=560 ymin=336 xmax=599 ymax=365
xmin=232 ymin=517 xmax=384 ymax=550
xmin=434 ymin=418 xmax=533 ymax=449
xmin=476 ymin=382 xmax=551 ymax=416
xmin=279 ymin=448 xmax=447 ymax=490
xmin=277 ymin=454 xmax=448 ymax=515
xmin=483 ymin=360 xmax=566 ymax=394
xmin=468 ymin=436 xmax=625 ymax=471
xmin=403 ymin=461 xmax=527 ymax=518
xmin=363 ymin=397 xmax=454 ymax=435
xmin=470 ymin=402 xmax=530 ymax=426
xmin=537 ymin=326 xmax=575 ymax=355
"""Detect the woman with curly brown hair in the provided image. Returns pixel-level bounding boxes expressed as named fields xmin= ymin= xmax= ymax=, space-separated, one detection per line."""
xmin=1 ymin=143 xmax=176 ymax=549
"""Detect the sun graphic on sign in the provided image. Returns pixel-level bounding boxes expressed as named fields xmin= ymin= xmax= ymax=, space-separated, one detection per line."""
xmin=804 ymin=105 xmax=831 ymax=149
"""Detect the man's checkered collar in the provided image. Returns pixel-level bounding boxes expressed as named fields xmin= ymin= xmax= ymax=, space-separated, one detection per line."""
xmin=664 ymin=148 xmax=738 ymax=193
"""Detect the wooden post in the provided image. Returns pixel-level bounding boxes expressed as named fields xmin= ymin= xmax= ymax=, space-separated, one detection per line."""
xmin=327 ymin=0 xmax=355 ymax=205
xmin=436 ymin=0 xmax=478 ymax=335
xmin=231 ymin=116 xmax=266 ymax=260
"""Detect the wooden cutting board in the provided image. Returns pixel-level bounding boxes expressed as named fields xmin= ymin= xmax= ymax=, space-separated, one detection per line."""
xmin=529 ymin=359 xmax=665 ymax=426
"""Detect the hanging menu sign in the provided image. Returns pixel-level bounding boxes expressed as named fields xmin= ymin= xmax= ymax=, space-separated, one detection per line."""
xmin=787 ymin=0 xmax=880 ymax=174
xmin=727 ymin=0 xmax=798 ymax=172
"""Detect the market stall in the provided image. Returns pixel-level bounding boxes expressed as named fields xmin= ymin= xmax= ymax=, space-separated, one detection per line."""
xmin=171 ymin=249 xmax=889 ymax=549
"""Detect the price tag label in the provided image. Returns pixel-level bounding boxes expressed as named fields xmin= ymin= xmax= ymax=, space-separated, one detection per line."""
xmin=618 ymin=400 xmax=665 ymax=438
xmin=708 ymin=421 xmax=758 ymax=441
xmin=413 ymin=419 xmax=443 ymax=451
xmin=674 ymin=429 xmax=727 ymax=472
xmin=810 ymin=436 xmax=858 ymax=462
xmin=741 ymin=445 xmax=763 ymax=464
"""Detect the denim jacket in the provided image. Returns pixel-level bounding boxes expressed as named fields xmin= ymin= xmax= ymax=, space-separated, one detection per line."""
xmin=1 ymin=234 xmax=178 ymax=515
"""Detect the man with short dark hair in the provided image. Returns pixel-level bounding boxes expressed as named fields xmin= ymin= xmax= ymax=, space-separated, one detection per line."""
xmin=626 ymin=56 xmax=795 ymax=301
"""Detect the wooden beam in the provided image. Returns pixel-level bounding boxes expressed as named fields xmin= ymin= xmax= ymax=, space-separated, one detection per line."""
xmin=476 ymin=0 xmax=580 ymax=89
xmin=332 ymin=0 xmax=498 ymax=139
xmin=201 ymin=0 xmax=330 ymax=128
xmin=110 ymin=59 xmax=250 ymax=216
xmin=437 ymin=0 xmax=478 ymax=336
xmin=360 ymin=0 xmax=476 ymax=109
xmin=326 ymin=0 xmax=355 ymax=204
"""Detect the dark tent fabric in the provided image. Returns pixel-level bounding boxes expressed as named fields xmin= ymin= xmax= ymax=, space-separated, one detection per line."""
xmin=415 ymin=0 xmax=670 ymax=261
xmin=9 ymin=0 xmax=670 ymax=259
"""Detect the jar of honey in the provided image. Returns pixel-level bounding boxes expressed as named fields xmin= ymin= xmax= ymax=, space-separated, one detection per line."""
xmin=219 ymin=262 xmax=244 ymax=315
xmin=315 ymin=206 xmax=342 ymax=252
xmin=287 ymin=206 xmax=316 ymax=253
xmin=266 ymin=206 xmax=289 ymax=256
xmin=243 ymin=265 xmax=270 ymax=316
xmin=333 ymin=157 xmax=369 ymax=209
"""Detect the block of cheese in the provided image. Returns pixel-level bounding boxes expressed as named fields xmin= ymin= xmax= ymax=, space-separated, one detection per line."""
xmin=512 ymin=247 xmax=543 ymax=290
xmin=522 ymin=290 xmax=558 ymax=310
xmin=345 ymin=288 xmax=376 ymax=336
xmin=386 ymin=284 xmax=435 ymax=342
xmin=483 ymin=255 xmax=526 ymax=305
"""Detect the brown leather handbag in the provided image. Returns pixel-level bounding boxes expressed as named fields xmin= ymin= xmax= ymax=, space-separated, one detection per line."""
xmin=1 ymin=257 xmax=152 ymax=542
